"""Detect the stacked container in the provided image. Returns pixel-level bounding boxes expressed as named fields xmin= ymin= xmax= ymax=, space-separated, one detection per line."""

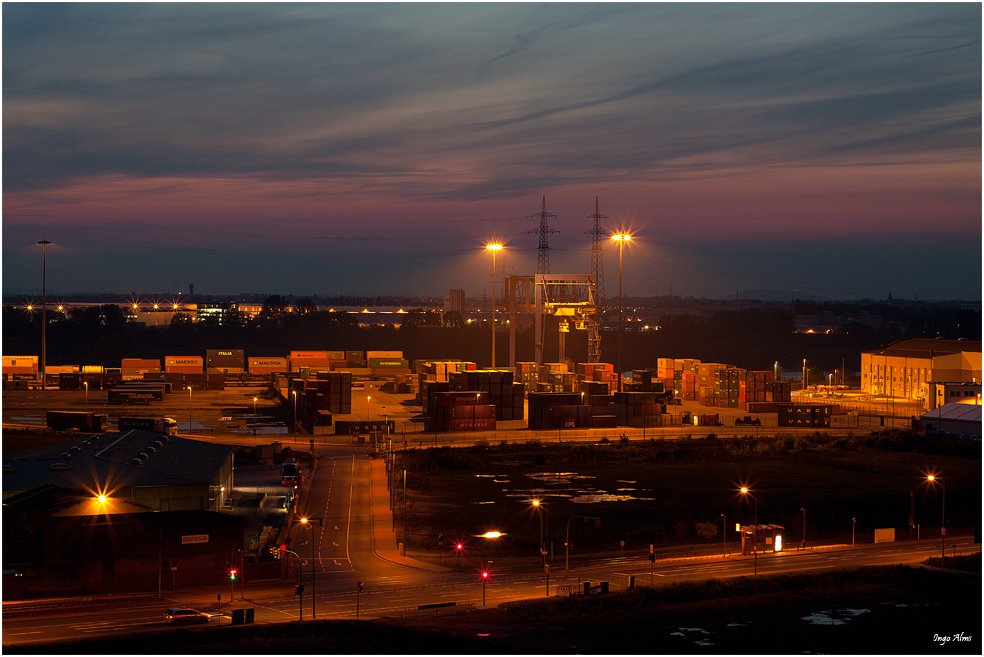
xmin=613 ymin=392 xmax=664 ymax=427
xmin=778 ymin=404 xmax=831 ymax=428
xmin=527 ymin=392 xmax=589 ymax=430
xmin=426 ymin=392 xmax=497 ymax=432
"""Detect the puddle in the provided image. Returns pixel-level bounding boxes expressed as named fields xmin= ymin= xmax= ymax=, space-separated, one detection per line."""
xmin=571 ymin=494 xmax=655 ymax=503
xmin=527 ymin=472 xmax=596 ymax=484
xmin=671 ymin=628 xmax=714 ymax=646
xmin=801 ymin=608 xmax=870 ymax=625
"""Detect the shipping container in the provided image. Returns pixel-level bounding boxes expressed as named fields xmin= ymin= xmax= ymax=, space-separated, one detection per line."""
xmin=367 ymin=351 xmax=403 ymax=360
xmin=3 ymin=355 xmax=40 ymax=375
xmin=108 ymin=387 xmax=164 ymax=404
xmin=118 ymin=416 xmax=177 ymax=434
xmin=164 ymin=356 xmax=204 ymax=374
xmin=46 ymin=411 xmax=108 ymax=432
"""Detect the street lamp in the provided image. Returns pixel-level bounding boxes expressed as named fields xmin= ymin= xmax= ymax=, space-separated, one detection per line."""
xmin=292 ymin=390 xmax=298 ymax=438
xmin=774 ymin=361 xmax=778 ymax=380
xmin=801 ymin=507 xmax=806 ymax=550
xmin=531 ymin=499 xmax=547 ymax=565
xmin=852 ymin=517 xmax=856 ymax=546
xmin=84 ymin=381 xmax=89 ymax=408
xmin=926 ymin=475 xmax=946 ymax=560
xmin=367 ymin=395 xmax=371 ymax=422
xmin=740 ymin=487 xmax=758 ymax=575
xmin=38 ymin=239 xmax=51 ymax=390
xmin=802 ymin=359 xmax=807 ymax=393
xmin=187 ymin=386 xmax=192 ymax=434
xmin=486 ymin=243 xmax=503 ymax=369
xmin=478 ymin=531 xmax=503 ymax=569
xmin=611 ymin=233 xmax=631 ymax=393
xmin=721 ymin=513 xmax=727 ymax=558
xmin=298 ymin=517 xmax=323 ymax=619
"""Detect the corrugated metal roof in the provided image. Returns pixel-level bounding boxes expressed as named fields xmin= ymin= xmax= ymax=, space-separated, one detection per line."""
xmin=920 ymin=402 xmax=982 ymax=423
xmin=2 ymin=431 xmax=234 ymax=496
xmin=864 ymin=338 xmax=981 ymax=359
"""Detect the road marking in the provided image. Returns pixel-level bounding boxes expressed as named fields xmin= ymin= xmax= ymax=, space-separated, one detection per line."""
xmin=6 ymin=631 xmax=42 ymax=636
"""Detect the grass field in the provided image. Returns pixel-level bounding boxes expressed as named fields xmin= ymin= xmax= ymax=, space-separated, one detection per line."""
xmin=394 ymin=431 xmax=981 ymax=558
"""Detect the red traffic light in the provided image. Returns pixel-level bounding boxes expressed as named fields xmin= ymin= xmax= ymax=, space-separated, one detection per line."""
xmin=480 ymin=570 xmax=490 ymax=580
xmin=358 ymin=581 xmax=364 ymax=591
xmin=229 ymin=568 xmax=237 ymax=579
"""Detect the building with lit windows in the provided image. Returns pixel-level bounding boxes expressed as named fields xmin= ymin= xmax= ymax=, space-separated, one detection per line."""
xmin=444 ymin=289 xmax=465 ymax=315
xmin=860 ymin=338 xmax=982 ymax=405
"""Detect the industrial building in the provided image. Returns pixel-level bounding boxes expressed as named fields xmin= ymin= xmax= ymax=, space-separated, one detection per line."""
xmin=860 ymin=338 xmax=982 ymax=405
xmin=3 ymin=485 xmax=243 ymax=598
xmin=3 ymin=430 xmax=235 ymax=511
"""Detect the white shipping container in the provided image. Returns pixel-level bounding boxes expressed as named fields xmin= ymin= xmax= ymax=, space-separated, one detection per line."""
xmin=3 ymin=355 xmax=39 ymax=371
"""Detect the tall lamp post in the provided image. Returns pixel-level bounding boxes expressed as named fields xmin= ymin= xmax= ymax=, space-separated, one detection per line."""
xmin=84 ymin=381 xmax=89 ymax=408
xmin=926 ymin=475 xmax=945 ymax=560
xmin=801 ymin=507 xmax=806 ymax=550
xmin=187 ymin=386 xmax=193 ymax=434
xmin=38 ymin=239 xmax=51 ymax=390
xmin=721 ymin=513 xmax=726 ymax=557
xmin=292 ymin=390 xmax=298 ymax=439
xmin=802 ymin=359 xmax=807 ymax=393
xmin=531 ymin=499 xmax=547 ymax=565
xmin=486 ymin=243 xmax=503 ymax=369
xmin=299 ymin=517 xmax=323 ymax=619
xmin=740 ymin=487 xmax=758 ymax=575
xmin=611 ymin=233 xmax=631 ymax=393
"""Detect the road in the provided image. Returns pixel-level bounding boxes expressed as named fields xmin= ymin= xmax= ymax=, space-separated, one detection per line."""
xmin=3 ymin=440 xmax=977 ymax=647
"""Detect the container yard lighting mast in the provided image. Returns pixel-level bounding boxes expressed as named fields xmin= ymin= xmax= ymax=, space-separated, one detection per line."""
xmin=38 ymin=239 xmax=52 ymax=390
xmin=486 ymin=243 xmax=503 ymax=368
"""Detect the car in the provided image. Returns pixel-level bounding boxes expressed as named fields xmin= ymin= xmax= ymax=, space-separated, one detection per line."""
xmin=163 ymin=607 xmax=209 ymax=625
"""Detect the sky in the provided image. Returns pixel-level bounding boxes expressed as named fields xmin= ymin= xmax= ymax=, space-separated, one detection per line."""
xmin=3 ymin=3 xmax=981 ymax=301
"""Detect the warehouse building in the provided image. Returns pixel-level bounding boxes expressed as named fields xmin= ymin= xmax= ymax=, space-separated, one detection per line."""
xmin=860 ymin=338 xmax=981 ymax=405
xmin=3 ymin=430 xmax=235 ymax=511
xmin=3 ymin=485 xmax=243 ymax=599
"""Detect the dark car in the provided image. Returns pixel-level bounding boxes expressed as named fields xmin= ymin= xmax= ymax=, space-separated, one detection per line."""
xmin=163 ymin=607 xmax=209 ymax=625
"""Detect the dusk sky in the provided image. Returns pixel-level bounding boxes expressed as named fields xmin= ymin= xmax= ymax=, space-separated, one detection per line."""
xmin=3 ymin=3 xmax=981 ymax=301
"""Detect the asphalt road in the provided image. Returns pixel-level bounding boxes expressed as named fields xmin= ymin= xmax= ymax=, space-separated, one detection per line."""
xmin=3 ymin=438 xmax=976 ymax=648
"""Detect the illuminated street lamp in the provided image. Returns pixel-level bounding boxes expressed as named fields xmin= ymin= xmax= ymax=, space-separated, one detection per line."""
xmin=802 ymin=359 xmax=807 ymax=392
xmin=611 ymin=233 xmax=632 ymax=393
xmin=530 ymin=499 xmax=547 ymax=565
xmin=292 ymin=390 xmax=298 ymax=437
xmin=187 ymin=386 xmax=193 ymax=434
xmin=38 ymin=239 xmax=52 ymax=390
xmin=84 ymin=381 xmax=89 ymax=408
xmin=479 ymin=530 xmax=503 ymax=568
xmin=486 ymin=243 xmax=503 ymax=369
xmin=298 ymin=517 xmax=323 ymax=619
xmin=926 ymin=475 xmax=946 ymax=560
xmin=740 ymin=486 xmax=758 ymax=575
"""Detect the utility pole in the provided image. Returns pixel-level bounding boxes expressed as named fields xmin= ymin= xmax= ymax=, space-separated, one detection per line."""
xmin=585 ymin=197 xmax=606 ymax=308
xmin=525 ymin=196 xmax=558 ymax=275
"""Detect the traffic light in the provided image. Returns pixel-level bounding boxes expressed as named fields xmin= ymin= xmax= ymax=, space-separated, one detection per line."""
xmin=358 ymin=581 xmax=364 ymax=591
xmin=648 ymin=553 xmax=655 ymax=563
xmin=294 ymin=584 xmax=304 ymax=595
xmin=480 ymin=570 xmax=490 ymax=580
xmin=229 ymin=568 xmax=237 ymax=580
